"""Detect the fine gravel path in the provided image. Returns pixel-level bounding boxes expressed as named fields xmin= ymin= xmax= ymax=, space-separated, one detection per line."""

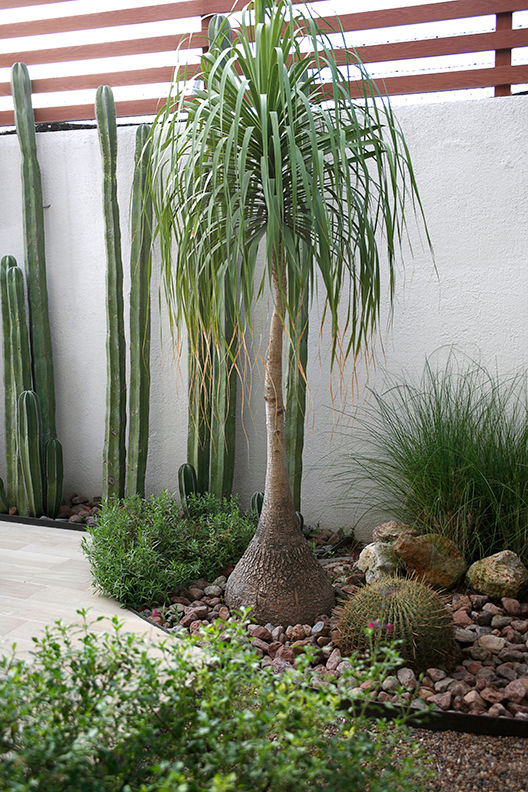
xmin=397 ymin=728 xmax=528 ymax=791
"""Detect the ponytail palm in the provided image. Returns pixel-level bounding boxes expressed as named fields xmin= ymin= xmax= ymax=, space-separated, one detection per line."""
xmin=149 ymin=0 xmax=428 ymax=624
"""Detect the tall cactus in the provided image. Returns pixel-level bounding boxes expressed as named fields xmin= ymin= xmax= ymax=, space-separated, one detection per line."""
xmin=11 ymin=63 xmax=56 ymax=446
xmin=188 ymin=14 xmax=237 ymax=499
xmin=127 ymin=123 xmax=152 ymax=498
xmin=285 ymin=260 xmax=309 ymax=512
xmin=96 ymin=85 xmax=126 ymax=500
xmin=0 ymin=255 xmax=17 ymax=504
xmin=44 ymin=437 xmax=63 ymax=518
xmin=17 ymin=390 xmax=43 ymax=517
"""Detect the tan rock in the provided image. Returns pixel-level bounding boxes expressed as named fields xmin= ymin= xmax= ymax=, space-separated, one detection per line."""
xmin=393 ymin=532 xmax=466 ymax=588
xmin=466 ymin=551 xmax=528 ymax=599
xmin=372 ymin=520 xmax=418 ymax=543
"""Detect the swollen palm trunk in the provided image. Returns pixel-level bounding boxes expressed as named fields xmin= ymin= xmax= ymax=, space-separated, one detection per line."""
xmin=225 ymin=262 xmax=334 ymax=625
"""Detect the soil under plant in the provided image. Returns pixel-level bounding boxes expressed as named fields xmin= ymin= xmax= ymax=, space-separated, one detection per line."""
xmin=137 ymin=527 xmax=528 ymax=723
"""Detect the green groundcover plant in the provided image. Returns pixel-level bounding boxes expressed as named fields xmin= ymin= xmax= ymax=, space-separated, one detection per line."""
xmin=82 ymin=491 xmax=256 ymax=607
xmin=0 ymin=614 xmax=428 ymax=792
xmin=337 ymin=355 xmax=528 ymax=564
xmin=0 ymin=614 xmax=427 ymax=792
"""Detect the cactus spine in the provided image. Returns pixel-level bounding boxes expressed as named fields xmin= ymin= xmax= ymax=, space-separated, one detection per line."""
xmin=336 ymin=576 xmax=456 ymax=672
xmin=11 ymin=63 xmax=56 ymax=445
xmin=17 ymin=391 xmax=43 ymax=517
xmin=1 ymin=256 xmax=17 ymax=504
xmin=96 ymin=85 xmax=126 ymax=500
xmin=126 ymin=123 xmax=152 ymax=497
xmin=285 ymin=260 xmax=309 ymax=512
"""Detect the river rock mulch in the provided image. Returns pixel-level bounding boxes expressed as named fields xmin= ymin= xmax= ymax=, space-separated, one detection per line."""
xmin=57 ymin=494 xmax=101 ymax=526
xmin=138 ymin=550 xmax=528 ymax=722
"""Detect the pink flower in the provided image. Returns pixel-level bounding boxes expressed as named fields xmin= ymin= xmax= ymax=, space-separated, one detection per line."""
xmin=367 ymin=621 xmax=375 ymax=629
xmin=385 ymin=623 xmax=393 ymax=634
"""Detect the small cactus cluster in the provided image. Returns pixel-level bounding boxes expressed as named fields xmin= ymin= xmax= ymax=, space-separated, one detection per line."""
xmin=336 ymin=576 xmax=456 ymax=672
xmin=0 ymin=64 xmax=63 ymax=517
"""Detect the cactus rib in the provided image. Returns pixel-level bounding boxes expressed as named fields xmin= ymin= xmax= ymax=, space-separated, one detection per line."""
xmin=0 ymin=256 xmax=18 ymax=504
xmin=11 ymin=62 xmax=56 ymax=445
xmin=126 ymin=123 xmax=152 ymax=498
xmin=96 ymin=85 xmax=126 ymax=500
xmin=17 ymin=390 xmax=43 ymax=517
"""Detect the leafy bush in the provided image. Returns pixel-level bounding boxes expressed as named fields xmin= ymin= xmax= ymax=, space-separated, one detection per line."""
xmin=338 ymin=355 xmax=528 ymax=564
xmin=0 ymin=615 xmax=426 ymax=792
xmin=82 ymin=491 xmax=256 ymax=606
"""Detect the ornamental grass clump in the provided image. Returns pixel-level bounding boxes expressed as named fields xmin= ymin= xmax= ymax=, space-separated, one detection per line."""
xmin=336 ymin=577 xmax=456 ymax=672
xmin=338 ymin=355 xmax=528 ymax=565
xmin=82 ymin=491 xmax=256 ymax=607
xmin=0 ymin=614 xmax=427 ymax=792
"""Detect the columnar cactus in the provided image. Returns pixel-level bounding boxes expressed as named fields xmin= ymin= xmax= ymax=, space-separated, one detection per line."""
xmin=45 ymin=437 xmax=63 ymax=519
xmin=178 ymin=462 xmax=198 ymax=515
xmin=285 ymin=262 xmax=309 ymax=512
xmin=0 ymin=255 xmax=17 ymax=504
xmin=17 ymin=390 xmax=43 ymax=517
xmin=188 ymin=13 xmax=237 ymax=499
xmin=11 ymin=63 xmax=56 ymax=446
xmin=96 ymin=85 xmax=127 ymax=500
xmin=126 ymin=123 xmax=152 ymax=497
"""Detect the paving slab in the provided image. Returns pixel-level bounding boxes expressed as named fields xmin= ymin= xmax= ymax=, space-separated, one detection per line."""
xmin=0 ymin=521 xmax=156 ymax=661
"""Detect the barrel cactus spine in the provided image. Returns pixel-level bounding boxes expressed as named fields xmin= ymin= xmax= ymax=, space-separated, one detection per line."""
xmin=126 ymin=123 xmax=152 ymax=498
xmin=336 ymin=576 xmax=456 ymax=672
xmin=17 ymin=390 xmax=43 ymax=517
xmin=11 ymin=62 xmax=56 ymax=446
xmin=0 ymin=255 xmax=18 ymax=504
xmin=96 ymin=85 xmax=127 ymax=500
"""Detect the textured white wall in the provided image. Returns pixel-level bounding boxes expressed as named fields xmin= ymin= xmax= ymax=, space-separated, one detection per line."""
xmin=0 ymin=95 xmax=526 ymax=539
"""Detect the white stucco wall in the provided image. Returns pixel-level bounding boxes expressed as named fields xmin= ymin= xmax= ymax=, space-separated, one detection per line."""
xmin=0 ymin=95 xmax=526 ymax=539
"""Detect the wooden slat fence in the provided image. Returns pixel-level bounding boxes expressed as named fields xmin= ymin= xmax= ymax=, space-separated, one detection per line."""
xmin=0 ymin=0 xmax=527 ymax=125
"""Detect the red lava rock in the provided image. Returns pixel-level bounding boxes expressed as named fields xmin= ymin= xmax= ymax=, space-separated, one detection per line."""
xmin=464 ymin=689 xmax=485 ymax=708
xmin=247 ymin=625 xmax=272 ymax=642
xmin=427 ymin=668 xmax=447 ymax=683
xmin=187 ymin=586 xmax=205 ymax=600
xmin=503 ymin=678 xmax=528 ymax=703
xmin=480 ymin=686 xmax=505 ymax=704
xmin=501 ymin=597 xmax=521 ymax=616
xmin=496 ymin=663 xmax=517 ymax=681
xmin=272 ymin=657 xmax=293 ymax=672
xmin=466 ymin=661 xmax=482 ymax=675
xmin=251 ymin=637 xmax=270 ymax=654
xmin=326 ymin=648 xmax=341 ymax=671
xmin=267 ymin=641 xmax=283 ymax=659
xmin=453 ymin=609 xmax=473 ymax=627
xmin=217 ymin=606 xmax=229 ymax=620
xmin=428 ymin=692 xmax=452 ymax=710
xmin=189 ymin=620 xmax=203 ymax=633
xmin=511 ymin=619 xmax=528 ymax=633
xmin=483 ymin=602 xmax=504 ymax=616
xmin=449 ymin=681 xmax=472 ymax=697
xmin=276 ymin=645 xmax=295 ymax=664
xmin=470 ymin=594 xmax=489 ymax=609
xmin=316 ymin=635 xmax=331 ymax=647
xmin=170 ymin=596 xmax=191 ymax=606
xmin=507 ymin=702 xmax=528 ymax=716
xmin=487 ymin=703 xmax=512 ymax=718
xmin=288 ymin=624 xmax=307 ymax=641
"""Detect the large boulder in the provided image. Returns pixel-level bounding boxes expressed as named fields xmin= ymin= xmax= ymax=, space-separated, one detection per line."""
xmin=357 ymin=542 xmax=400 ymax=583
xmin=372 ymin=520 xmax=419 ymax=543
xmin=466 ymin=551 xmax=528 ymax=599
xmin=393 ymin=532 xmax=466 ymax=589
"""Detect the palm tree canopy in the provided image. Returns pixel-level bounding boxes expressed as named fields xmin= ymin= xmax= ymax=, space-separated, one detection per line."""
xmin=149 ymin=0 xmax=427 ymax=367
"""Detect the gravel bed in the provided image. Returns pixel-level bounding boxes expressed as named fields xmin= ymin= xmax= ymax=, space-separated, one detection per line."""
xmin=395 ymin=728 xmax=528 ymax=792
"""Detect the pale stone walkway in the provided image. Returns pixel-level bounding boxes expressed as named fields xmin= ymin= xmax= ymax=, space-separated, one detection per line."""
xmin=0 ymin=521 xmax=156 ymax=660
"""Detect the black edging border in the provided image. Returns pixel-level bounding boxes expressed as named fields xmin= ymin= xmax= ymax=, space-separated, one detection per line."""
xmin=0 ymin=513 xmax=87 ymax=532
xmin=6 ymin=517 xmax=528 ymax=737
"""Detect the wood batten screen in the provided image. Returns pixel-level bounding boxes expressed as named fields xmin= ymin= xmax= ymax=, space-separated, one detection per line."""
xmin=0 ymin=0 xmax=528 ymax=126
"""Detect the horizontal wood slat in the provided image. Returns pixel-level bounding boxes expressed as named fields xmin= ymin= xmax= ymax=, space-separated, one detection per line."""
xmin=1 ymin=1 xmax=528 ymax=126
xmin=1 ymin=63 xmax=527 ymax=127
xmin=0 ymin=31 xmax=208 ymax=68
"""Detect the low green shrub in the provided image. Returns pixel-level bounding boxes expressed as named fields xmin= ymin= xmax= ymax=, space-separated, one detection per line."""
xmin=337 ymin=354 xmax=528 ymax=564
xmin=0 ymin=614 xmax=427 ymax=792
xmin=82 ymin=491 xmax=256 ymax=606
